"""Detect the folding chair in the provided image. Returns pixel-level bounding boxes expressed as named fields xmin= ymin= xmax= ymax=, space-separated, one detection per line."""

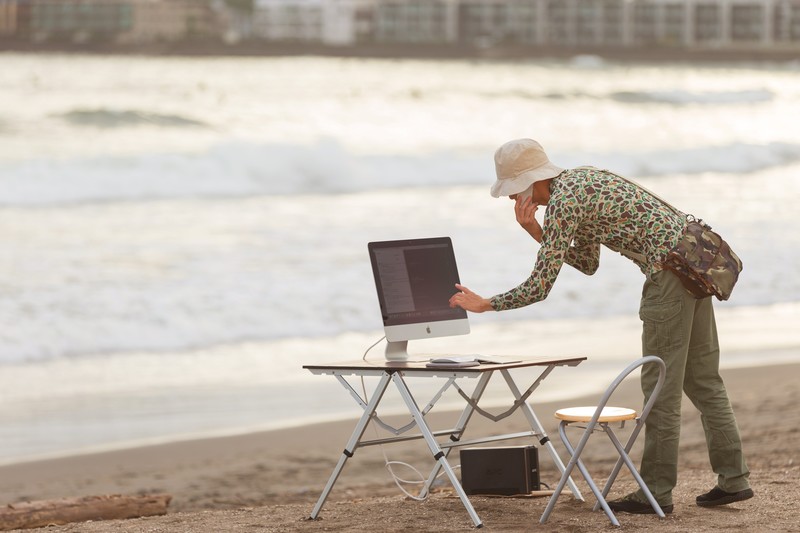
xmin=540 ymin=355 xmax=667 ymax=527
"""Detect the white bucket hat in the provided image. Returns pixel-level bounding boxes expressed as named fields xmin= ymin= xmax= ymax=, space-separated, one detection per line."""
xmin=490 ymin=138 xmax=564 ymax=198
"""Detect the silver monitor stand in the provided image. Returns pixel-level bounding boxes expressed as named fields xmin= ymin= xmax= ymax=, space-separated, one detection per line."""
xmin=385 ymin=340 xmax=411 ymax=361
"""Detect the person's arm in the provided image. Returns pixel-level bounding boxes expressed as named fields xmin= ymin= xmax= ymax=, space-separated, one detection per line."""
xmin=565 ymin=235 xmax=600 ymax=275
xmin=516 ymin=196 xmax=599 ymax=274
xmin=515 ymin=196 xmax=543 ymax=242
xmin=490 ymin=193 xmax=585 ymax=311
xmin=448 ymin=283 xmax=493 ymax=313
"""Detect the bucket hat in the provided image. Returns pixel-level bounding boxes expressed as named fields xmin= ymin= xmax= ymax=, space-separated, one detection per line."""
xmin=490 ymin=138 xmax=564 ymax=198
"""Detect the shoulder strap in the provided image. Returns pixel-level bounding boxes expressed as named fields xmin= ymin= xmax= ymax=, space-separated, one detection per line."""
xmin=574 ymin=165 xmax=684 ymax=218
xmin=572 ymin=166 xmax=687 ymax=264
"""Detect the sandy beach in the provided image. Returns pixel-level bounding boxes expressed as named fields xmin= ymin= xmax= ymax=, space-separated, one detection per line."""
xmin=1 ymin=360 xmax=797 ymax=532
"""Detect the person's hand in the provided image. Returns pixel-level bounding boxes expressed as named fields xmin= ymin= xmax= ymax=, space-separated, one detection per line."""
xmin=449 ymin=284 xmax=493 ymax=313
xmin=515 ymin=196 xmax=542 ymax=242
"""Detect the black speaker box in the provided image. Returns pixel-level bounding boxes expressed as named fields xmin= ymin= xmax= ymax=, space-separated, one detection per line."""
xmin=459 ymin=445 xmax=540 ymax=496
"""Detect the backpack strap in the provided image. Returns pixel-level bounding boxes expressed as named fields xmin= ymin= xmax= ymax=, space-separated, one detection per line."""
xmin=572 ymin=166 xmax=687 ymax=264
xmin=575 ymin=165 xmax=684 ymax=217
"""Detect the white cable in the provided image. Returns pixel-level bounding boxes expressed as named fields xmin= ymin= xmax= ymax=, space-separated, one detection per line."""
xmin=358 ymin=335 xmax=455 ymax=501
xmin=362 ymin=335 xmax=386 ymax=361
xmin=385 ymin=459 xmax=460 ymax=501
xmin=359 ymin=335 xmax=431 ymax=500
xmin=386 ymin=460 xmax=427 ymax=500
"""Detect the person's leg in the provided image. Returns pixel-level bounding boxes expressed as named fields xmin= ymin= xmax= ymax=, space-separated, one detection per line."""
xmin=633 ymin=270 xmax=697 ymax=506
xmin=682 ymin=298 xmax=751 ymax=493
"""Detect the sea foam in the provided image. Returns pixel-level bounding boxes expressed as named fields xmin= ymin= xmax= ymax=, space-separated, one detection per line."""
xmin=2 ymin=140 xmax=799 ymax=206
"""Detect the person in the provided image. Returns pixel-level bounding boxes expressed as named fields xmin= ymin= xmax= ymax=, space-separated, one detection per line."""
xmin=448 ymin=138 xmax=753 ymax=514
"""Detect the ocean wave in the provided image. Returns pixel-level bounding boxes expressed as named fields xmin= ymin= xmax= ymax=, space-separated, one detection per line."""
xmin=1 ymin=140 xmax=799 ymax=206
xmin=558 ymin=142 xmax=800 ymax=177
xmin=609 ymin=89 xmax=774 ymax=105
xmin=484 ymin=88 xmax=773 ymax=105
xmin=55 ymin=108 xmax=207 ymax=128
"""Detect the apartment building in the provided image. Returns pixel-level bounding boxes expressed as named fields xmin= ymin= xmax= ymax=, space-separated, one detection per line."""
xmin=119 ymin=0 xmax=220 ymax=44
xmin=248 ymin=0 xmax=800 ymax=49
xmin=0 ymin=0 xmax=19 ymax=36
xmin=252 ymin=0 xmax=375 ymax=45
xmin=28 ymin=0 xmax=133 ymax=42
xmin=2 ymin=0 xmax=799 ymax=50
xmin=454 ymin=0 xmax=800 ymax=48
xmin=627 ymin=0 xmax=800 ymax=46
xmin=373 ymin=0 xmax=457 ymax=43
xmin=457 ymin=1 xmax=540 ymax=46
xmin=1 ymin=0 xmax=219 ymax=43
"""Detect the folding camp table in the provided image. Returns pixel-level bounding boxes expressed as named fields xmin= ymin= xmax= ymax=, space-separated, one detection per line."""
xmin=304 ymin=355 xmax=587 ymax=528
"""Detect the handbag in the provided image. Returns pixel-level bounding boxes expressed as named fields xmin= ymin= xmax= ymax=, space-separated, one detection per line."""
xmin=661 ymin=216 xmax=743 ymax=301
xmin=602 ymin=170 xmax=743 ymax=301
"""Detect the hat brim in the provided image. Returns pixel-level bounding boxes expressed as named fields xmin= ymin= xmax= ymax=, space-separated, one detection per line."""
xmin=490 ymin=162 xmax=565 ymax=198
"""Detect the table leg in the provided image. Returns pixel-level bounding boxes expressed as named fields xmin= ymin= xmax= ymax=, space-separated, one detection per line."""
xmin=500 ymin=369 xmax=585 ymax=502
xmin=309 ymin=371 xmax=392 ymax=520
xmin=419 ymin=371 xmax=493 ymax=499
xmin=391 ymin=372 xmax=483 ymax=528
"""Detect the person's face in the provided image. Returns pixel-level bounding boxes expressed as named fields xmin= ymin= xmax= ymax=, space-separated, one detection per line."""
xmin=509 ymin=184 xmax=534 ymax=203
xmin=510 ymin=181 xmax=551 ymax=205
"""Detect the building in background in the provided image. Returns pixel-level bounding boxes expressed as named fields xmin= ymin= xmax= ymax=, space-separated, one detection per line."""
xmin=0 ymin=0 xmax=19 ymax=36
xmin=372 ymin=0 xmax=457 ymax=44
xmin=1 ymin=0 xmax=799 ymax=52
xmin=450 ymin=0 xmax=800 ymax=49
xmin=28 ymin=0 xmax=133 ymax=43
xmin=0 ymin=0 xmax=221 ymax=44
xmin=252 ymin=0 xmax=375 ymax=45
xmin=457 ymin=1 xmax=542 ymax=46
xmin=625 ymin=0 xmax=799 ymax=47
xmin=119 ymin=0 xmax=220 ymax=44
xmin=252 ymin=0 xmax=322 ymax=42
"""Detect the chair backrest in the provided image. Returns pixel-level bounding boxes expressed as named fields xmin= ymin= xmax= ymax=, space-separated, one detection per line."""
xmin=587 ymin=355 xmax=666 ymax=428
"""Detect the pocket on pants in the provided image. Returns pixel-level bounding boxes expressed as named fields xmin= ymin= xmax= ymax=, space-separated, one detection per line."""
xmin=639 ymin=298 xmax=684 ymax=357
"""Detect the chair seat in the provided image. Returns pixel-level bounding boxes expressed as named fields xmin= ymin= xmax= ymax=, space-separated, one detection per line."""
xmin=555 ymin=406 xmax=637 ymax=423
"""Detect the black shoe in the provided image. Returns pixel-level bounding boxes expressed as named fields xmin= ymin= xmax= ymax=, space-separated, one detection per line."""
xmin=696 ymin=486 xmax=754 ymax=507
xmin=608 ymin=494 xmax=673 ymax=515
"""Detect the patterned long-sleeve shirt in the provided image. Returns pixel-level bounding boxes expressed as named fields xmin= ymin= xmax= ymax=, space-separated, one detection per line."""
xmin=490 ymin=167 xmax=687 ymax=311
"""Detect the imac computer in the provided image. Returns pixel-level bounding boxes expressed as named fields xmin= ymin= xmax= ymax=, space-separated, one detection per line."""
xmin=368 ymin=237 xmax=470 ymax=360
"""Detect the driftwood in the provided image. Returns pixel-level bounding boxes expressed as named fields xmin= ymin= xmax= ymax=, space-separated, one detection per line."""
xmin=0 ymin=493 xmax=171 ymax=531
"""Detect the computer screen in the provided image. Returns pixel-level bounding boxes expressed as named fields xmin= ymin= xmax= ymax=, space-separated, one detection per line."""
xmin=368 ymin=237 xmax=470 ymax=360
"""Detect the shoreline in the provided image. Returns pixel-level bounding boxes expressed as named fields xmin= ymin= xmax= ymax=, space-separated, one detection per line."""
xmin=1 ymin=300 xmax=798 ymax=468
xmin=3 ymin=40 xmax=800 ymax=64
xmin=1 ymin=362 xmax=797 ymax=507
xmin=0 ymin=306 xmax=797 ymax=468
xmin=1 ymin=345 xmax=797 ymax=470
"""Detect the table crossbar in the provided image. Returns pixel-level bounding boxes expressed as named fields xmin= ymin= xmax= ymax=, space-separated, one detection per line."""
xmin=438 ymin=431 xmax=537 ymax=449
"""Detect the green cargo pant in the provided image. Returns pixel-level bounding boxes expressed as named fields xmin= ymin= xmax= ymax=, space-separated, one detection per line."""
xmin=634 ymin=270 xmax=750 ymax=506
